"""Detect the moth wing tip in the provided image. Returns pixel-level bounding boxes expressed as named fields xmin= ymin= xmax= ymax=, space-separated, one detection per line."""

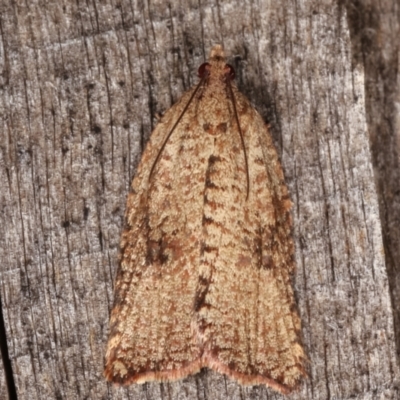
xmin=202 ymin=354 xmax=305 ymax=395
xmin=103 ymin=358 xmax=205 ymax=386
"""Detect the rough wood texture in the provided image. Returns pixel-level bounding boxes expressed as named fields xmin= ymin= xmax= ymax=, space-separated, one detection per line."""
xmin=0 ymin=0 xmax=399 ymax=399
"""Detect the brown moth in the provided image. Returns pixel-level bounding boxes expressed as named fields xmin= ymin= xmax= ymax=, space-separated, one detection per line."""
xmin=104 ymin=45 xmax=307 ymax=394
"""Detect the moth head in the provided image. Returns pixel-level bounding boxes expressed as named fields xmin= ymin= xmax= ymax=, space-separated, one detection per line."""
xmin=198 ymin=44 xmax=235 ymax=82
xmin=197 ymin=61 xmax=235 ymax=82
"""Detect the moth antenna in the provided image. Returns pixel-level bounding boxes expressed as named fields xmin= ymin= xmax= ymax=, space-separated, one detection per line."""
xmin=225 ymin=69 xmax=250 ymax=200
xmin=149 ymin=71 xmax=209 ymax=181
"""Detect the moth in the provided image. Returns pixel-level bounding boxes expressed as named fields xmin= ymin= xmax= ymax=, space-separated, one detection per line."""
xmin=104 ymin=45 xmax=306 ymax=394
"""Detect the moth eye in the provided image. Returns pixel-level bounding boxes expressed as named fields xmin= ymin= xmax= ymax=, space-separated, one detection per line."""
xmin=198 ymin=63 xmax=210 ymax=78
xmin=225 ymin=64 xmax=235 ymax=80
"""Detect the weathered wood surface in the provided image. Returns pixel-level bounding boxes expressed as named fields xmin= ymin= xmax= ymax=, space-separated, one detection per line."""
xmin=0 ymin=0 xmax=399 ymax=399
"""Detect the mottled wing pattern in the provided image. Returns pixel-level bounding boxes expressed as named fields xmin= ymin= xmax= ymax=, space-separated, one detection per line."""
xmin=104 ymin=86 xmax=212 ymax=383
xmin=195 ymin=86 xmax=306 ymax=394
xmin=104 ymin=45 xmax=306 ymax=394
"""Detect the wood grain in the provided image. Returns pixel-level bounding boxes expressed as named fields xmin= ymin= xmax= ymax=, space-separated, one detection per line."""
xmin=0 ymin=0 xmax=399 ymax=399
